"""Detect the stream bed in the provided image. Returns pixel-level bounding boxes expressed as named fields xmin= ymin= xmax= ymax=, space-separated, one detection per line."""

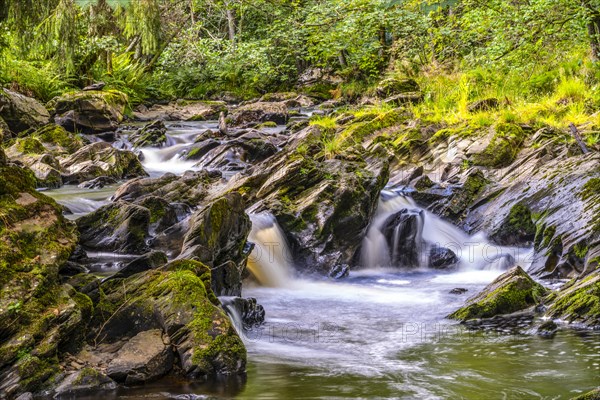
xmin=42 ymin=120 xmax=600 ymax=399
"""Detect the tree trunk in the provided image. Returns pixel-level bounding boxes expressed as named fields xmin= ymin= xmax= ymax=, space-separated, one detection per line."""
xmin=582 ymin=1 xmax=600 ymax=61
xmin=226 ymin=7 xmax=236 ymax=50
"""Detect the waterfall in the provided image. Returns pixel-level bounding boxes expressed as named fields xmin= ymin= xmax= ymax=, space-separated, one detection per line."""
xmin=247 ymin=213 xmax=294 ymax=287
xmin=220 ymin=296 xmax=245 ymax=340
xmin=362 ymin=189 xmax=532 ymax=271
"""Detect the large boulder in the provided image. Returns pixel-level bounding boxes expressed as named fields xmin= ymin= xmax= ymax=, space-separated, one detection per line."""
xmin=129 ymin=120 xmax=167 ymax=148
xmin=375 ymin=78 xmax=420 ymax=98
xmin=448 ymin=266 xmax=547 ymax=321
xmin=0 ymin=165 xmax=82 ymax=398
xmin=133 ymin=100 xmax=226 ymax=121
xmin=59 ymin=142 xmax=147 ymax=184
xmin=51 ymin=90 xmax=128 ymax=133
xmin=381 ymin=209 xmax=424 ymax=267
xmin=76 ymin=201 xmax=150 ymax=254
xmin=180 ymin=192 xmax=251 ymax=268
xmin=230 ymin=102 xmax=288 ymax=126
xmin=53 ymin=368 xmax=116 ymax=398
xmin=4 ymin=140 xmax=62 ymax=188
xmin=89 ymin=260 xmax=246 ymax=378
xmin=0 ymin=89 xmax=50 ymax=133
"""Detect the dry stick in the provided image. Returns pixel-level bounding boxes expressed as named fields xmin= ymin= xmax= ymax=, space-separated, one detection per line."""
xmin=569 ymin=123 xmax=590 ymax=154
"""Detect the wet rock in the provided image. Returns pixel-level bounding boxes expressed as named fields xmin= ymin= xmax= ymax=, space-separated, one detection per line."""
xmin=381 ymin=209 xmax=424 ymax=267
xmin=230 ymin=101 xmax=289 ymax=126
xmin=78 ymin=176 xmax=117 ymax=189
xmin=54 ymin=368 xmax=117 ymax=397
xmin=375 ymin=78 xmax=420 ymax=98
xmin=450 ymin=288 xmax=468 ymax=295
xmin=130 ymin=120 xmax=168 ymax=148
xmin=220 ymin=297 xmax=265 ymax=329
xmin=448 ymin=266 xmax=547 ymax=321
xmin=429 ymin=246 xmax=458 ymax=269
xmin=90 ymin=261 xmax=246 ymax=377
xmin=383 ymin=92 xmax=424 ymax=105
xmin=180 ymin=193 xmax=251 ymax=268
xmin=60 ymin=142 xmax=147 ymax=184
xmin=76 ymin=201 xmax=150 ymax=254
xmin=51 ymin=90 xmax=128 ymax=133
xmin=570 ymin=387 xmax=600 ymax=400
xmin=536 ymin=319 xmax=558 ymax=338
xmin=0 ymin=88 xmax=50 ymax=133
xmin=112 ymin=170 xmax=221 ymax=206
xmin=489 ymin=202 xmax=536 ymax=246
xmin=546 ymin=273 xmax=600 ymax=328
xmin=467 ymin=98 xmax=500 ymax=113
xmin=110 ymin=251 xmax=168 ymax=279
xmin=14 ymin=393 xmax=33 ymax=400
xmin=462 ymin=309 xmax=535 ymax=333
xmin=210 ymin=260 xmax=243 ymax=297
xmin=107 ymin=329 xmax=174 ymax=384
xmin=329 ymin=264 xmax=350 ymax=279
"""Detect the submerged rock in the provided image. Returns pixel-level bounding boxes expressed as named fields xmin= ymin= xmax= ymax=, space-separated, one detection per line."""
xmin=448 ymin=266 xmax=547 ymax=321
xmin=0 ymin=89 xmax=50 ymax=133
xmin=51 ymin=90 xmax=128 ymax=133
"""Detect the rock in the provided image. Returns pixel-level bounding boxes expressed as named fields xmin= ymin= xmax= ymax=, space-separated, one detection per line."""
xmin=82 ymin=82 xmax=106 ymax=91
xmin=112 ymin=170 xmax=221 ymax=206
xmin=14 ymin=393 xmax=33 ymax=400
xmin=468 ymin=98 xmax=500 ymax=113
xmin=90 ymin=262 xmax=246 ymax=377
xmin=110 ymin=251 xmax=168 ymax=279
xmin=546 ymin=273 xmax=600 ymax=328
xmin=230 ymin=102 xmax=289 ymax=126
xmin=51 ymin=90 xmax=128 ymax=133
xmin=210 ymin=260 xmax=243 ymax=297
xmin=0 ymin=89 xmax=50 ymax=132
xmin=54 ymin=368 xmax=116 ymax=397
xmin=448 ymin=266 xmax=547 ymax=321
xmin=429 ymin=246 xmax=459 ymax=269
xmin=536 ymin=319 xmax=558 ymax=337
xmin=570 ymin=387 xmax=600 ymax=400
xmin=220 ymin=297 xmax=265 ymax=329
xmin=450 ymin=288 xmax=468 ymax=295
xmin=0 ymin=165 xmax=81 ymax=397
xmin=381 ymin=209 xmax=424 ymax=267
xmin=106 ymin=329 xmax=173 ymax=384
xmin=130 ymin=120 xmax=168 ymax=148
xmin=60 ymin=142 xmax=147 ymax=184
xmin=471 ymin=123 xmax=526 ymax=168
xmin=180 ymin=193 xmax=251 ymax=268
xmin=3 ymin=144 xmax=63 ymax=188
xmin=76 ymin=201 xmax=150 ymax=254
xmin=375 ymin=78 xmax=420 ymax=98
xmin=383 ymin=92 xmax=424 ymax=105
xmin=133 ymin=100 xmax=226 ymax=121
xmin=489 ymin=202 xmax=536 ymax=246
xmin=329 ymin=264 xmax=350 ymax=279
xmin=78 ymin=176 xmax=117 ymax=189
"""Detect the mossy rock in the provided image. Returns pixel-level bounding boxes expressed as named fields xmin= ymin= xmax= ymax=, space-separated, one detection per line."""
xmin=0 ymin=88 xmax=50 ymax=133
xmin=130 ymin=120 xmax=167 ymax=148
xmin=471 ymin=123 xmax=527 ymax=168
xmin=33 ymin=123 xmax=84 ymax=154
xmin=375 ymin=78 xmax=420 ymax=97
xmin=13 ymin=137 xmax=47 ymax=155
xmin=547 ymin=273 xmax=600 ymax=327
xmin=448 ymin=266 xmax=547 ymax=321
xmin=571 ymin=387 xmax=600 ymax=400
xmin=490 ymin=202 xmax=537 ymax=246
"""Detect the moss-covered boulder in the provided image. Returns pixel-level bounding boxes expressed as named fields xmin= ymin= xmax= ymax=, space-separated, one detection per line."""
xmin=59 ymin=141 xmax=147 ymax=184
xmin=51 ymin=90 xmax=128 ymax=134
xmin=76 ymin=201 xmax=150 ymax=254
xmin=89 ymin=261 xmax=245 ymax=378
xmin=571 ymin=387 xmax=600 ymax=400
xmin=375 ymin=78 xmax=420 ymax=98
xmin=0 ymin=164 xmax=83 ymax=398
xmin=547 ymin=273 xmax=600 ymax=327
xmin=471 ymin=123 xmax=527 ymax=168
xmin=448 ymin=266 xmax=547 ymax=321
xmin=230 ymin=101 xmax=288 ymax=126
xmin=129 ymin=120 xmax=167 ymax=148
xmin=31 ymin=123 xmax=84 ymax=155
xmin=490 ymin=202 xmax=536 ymax=246
xmin=5 ymin=139 xmax=63 ymax=188
xmin=0 ymin=89 xmax=50 ymax=133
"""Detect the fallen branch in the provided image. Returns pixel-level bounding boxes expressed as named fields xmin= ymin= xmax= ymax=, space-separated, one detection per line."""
xmin=569 ymin=123 xmax=590 ymax=154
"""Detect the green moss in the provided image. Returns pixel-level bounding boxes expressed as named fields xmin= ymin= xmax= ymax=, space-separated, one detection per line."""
xmin=580 ymin=178 xmax=600 ymax=201
xmin=33 ymin=124 xmax=83 ymax=153
xmin=15 ymin=137 xmax=46 ymax=155
xmin=17 ymin=355 xmax=59 ymax=392
xmin=472 ymin=123 xmax=527 ymax=168
xmin=548 ymin=274 xmax=600 ymax=325
xmin=570 ymin=387 xmax=600 ymax=400
xmin=494 ymin=203 xmax=536 ymax=243
xmin=339 ymin=109 xmax=406 ymax=145
xmin=573 ymin=242 xmax=589 ymax=259
xmin=257 ymin=121 xmax=278 ymax=128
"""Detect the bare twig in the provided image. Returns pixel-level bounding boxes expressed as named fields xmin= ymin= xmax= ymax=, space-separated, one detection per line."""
xmin=569 ymin=123 xmax=590 ymax=154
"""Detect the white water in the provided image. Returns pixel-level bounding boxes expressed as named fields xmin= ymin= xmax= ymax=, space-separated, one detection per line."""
xmin=139 ymin=145 xmax=200 ymax=177
xmin=361 ymin=189 xmax=533 ymax=272
xmin=246 ymin=213 xmax=294 ymax=287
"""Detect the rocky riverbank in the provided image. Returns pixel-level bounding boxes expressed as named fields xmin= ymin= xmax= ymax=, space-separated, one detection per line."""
xmin=0 ymin=80 xmax=598 ymax=398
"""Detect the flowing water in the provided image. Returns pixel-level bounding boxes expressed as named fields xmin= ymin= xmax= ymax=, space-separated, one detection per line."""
xmin=42 ymin=120 xmax=600 ymax=399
